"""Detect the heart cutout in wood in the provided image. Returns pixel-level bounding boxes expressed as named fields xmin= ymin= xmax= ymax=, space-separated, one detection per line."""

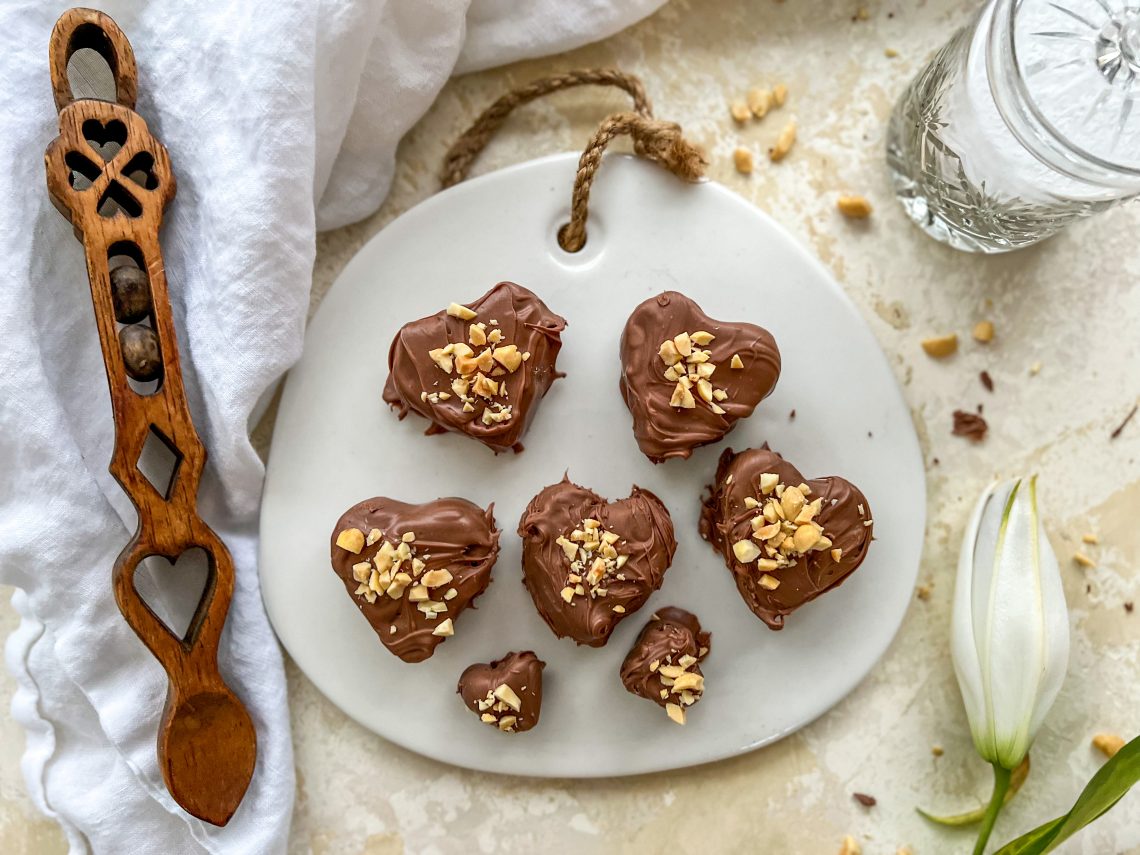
xmin=517 ymin=476 xmax=676 ymax=647
xmin=619 ymin=607 xmax=711 ymax=726
xmin=82 ymin=117 xmax=127 ymax=161
xmin=700 ymin=445 xmax=873 ymax=630
xmin=132 ymin=547 xmax=212 ymax=641
xmin=330 ymin=496 xmax=500 ymax=662
xmin=383 ymin=281 xmax=567 ymax=454
xmin=619 ymin=291 xmax=781 ymax=463
xmin=457 ymin=650 xmax=545 ymax=733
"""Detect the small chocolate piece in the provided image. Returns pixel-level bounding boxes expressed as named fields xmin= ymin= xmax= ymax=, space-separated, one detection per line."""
xmin=110 ymin=265 xmax=151 ymax=323
xmin=119 ymin=324 xmax=161 ymax=381
xmin=457 ymin=651 xmax=545 ymax=733
xmin=620 ymin=607 xmax=710 ymax=725
xmin=518 ymin=476 xmax=676 ymax=647
xmin=952 ymin=409 xmax=988 ymax=442
xmin=382 ymin=282 xmax=567 ymax=454
xmin=700 ymin=446 xmax=873 ymax=630
xmin=330 ymin=496 xmax=499 ymax=663
xmin=618 ymin=291 xmax=780 ymax=463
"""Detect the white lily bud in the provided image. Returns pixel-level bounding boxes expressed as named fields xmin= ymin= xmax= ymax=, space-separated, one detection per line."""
xmin=951 ymin=477 xmax=1069 ymax=770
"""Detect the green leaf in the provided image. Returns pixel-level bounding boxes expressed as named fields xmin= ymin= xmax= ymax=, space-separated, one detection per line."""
xmin=918 ymin=755 xmax=1030 ymax=827
xmin=994 ymin=735 xmax=1140 ymax=855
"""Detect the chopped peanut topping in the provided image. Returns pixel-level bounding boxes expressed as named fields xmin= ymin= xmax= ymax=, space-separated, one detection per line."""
xmin=447 ymin=302 xmax=477 ymax=320
xmin=336 ymin=528 xmax=365 ymax=554
xmin=559 ymin=518 xmax=627 ymax=605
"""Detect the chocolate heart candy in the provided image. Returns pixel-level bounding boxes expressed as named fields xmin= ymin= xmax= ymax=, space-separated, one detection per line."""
xmin=457 ymin=650 xmax=545 ymax=733
xmin=700 ymin=446 xmax=873 ymax=630
xmin=620 ymin=607 xmax=711 ymax=726
xmin=383 ymin=281 xmax=567 ymax=454
xmin=518 ymin=476 xmax=676 ymax=647
xmin=330 ymin=496 xmax=499 ymax=662
xmin=619 ymin=291 xmax=781 ymax=463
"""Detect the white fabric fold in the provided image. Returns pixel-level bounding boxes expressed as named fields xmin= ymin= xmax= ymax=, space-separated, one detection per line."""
xmin=0 ymin=0 xmax=665 ymax=851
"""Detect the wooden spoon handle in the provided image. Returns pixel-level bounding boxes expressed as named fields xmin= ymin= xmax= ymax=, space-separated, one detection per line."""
xmin=44 ymin=8 xmax=256 ymax=826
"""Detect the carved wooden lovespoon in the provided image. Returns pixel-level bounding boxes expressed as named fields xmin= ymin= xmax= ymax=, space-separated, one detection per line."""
xmin=43 ymin=8 xmax=255 ymax=825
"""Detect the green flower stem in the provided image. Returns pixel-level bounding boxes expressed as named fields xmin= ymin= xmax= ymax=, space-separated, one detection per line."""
xmin=975 ymin=763 xmax=1014 ymax=855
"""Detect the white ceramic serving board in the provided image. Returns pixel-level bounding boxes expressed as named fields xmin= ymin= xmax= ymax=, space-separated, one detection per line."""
xmin=260 ymin=153 xmax=925 ymax=777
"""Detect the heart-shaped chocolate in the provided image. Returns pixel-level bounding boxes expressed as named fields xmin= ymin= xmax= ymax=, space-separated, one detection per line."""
xmin=518 ymin=476 xmax=676 ymax=647
xmin=457 ymin=650 xmax=545 ymax=733
xmin=700 ymin=446 xmax=873 ymax=630
xmin=619 ymin=291 xmax=781 ymax=463
xmin=620 ymin=607 xmax=711 ymax=726
xmin=383 ymin=281 xmax=567 ymax=454
xmin=330 ymin=496 xmax=500 ymax=662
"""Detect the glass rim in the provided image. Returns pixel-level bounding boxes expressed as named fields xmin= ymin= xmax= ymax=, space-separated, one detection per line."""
xmin=996 ymin=0 xmax=1140 ymax=182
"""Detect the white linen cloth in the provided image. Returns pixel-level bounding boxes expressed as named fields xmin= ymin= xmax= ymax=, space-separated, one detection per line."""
xmin=0 ymin=1 xmax=665 ymax=852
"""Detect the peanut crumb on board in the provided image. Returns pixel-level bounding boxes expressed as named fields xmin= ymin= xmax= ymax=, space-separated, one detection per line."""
xmin=837 ymin=195 xmax=873 ymax=219
xmin=972 ymin=320 xmax=995 ymax=343
xmin=768 ymin=120 xmax=797 ymax=161
xmin=733 ymin=147 xmax=754 ymax=174
xmin=1092 ymin=733 xmax=1125 ymax=758
xmin=1072 ymin=551 xmax=1096 ymax=568
xmin=921 ymin=333 xmax=958 ymax=358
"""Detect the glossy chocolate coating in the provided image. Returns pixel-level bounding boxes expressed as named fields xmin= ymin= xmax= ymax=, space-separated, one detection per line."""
xmin=382 ymin=281 xmax=567 ymax=454
xmin=330 ymin=497 xmax=499 ymax=662
xmin=457 ymin=650 xmax=545 ymax=733
xmin=620 ymin=607 xmax=710 ymax=709
xmin=518 ymin=476 xmax=676 ymax=647
xmin=619 ymin=291 xmax=781 ymax=463
xmin=699 ymin=446 xmax=873 ymax=630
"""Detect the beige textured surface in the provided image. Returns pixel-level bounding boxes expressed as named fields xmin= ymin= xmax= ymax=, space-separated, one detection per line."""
xmin=3 ymin=1 xmax=1139 ymax=852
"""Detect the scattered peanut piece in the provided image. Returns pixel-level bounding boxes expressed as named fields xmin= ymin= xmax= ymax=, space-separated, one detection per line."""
xmin=772 ymin=83 xmax=788 ymax=107
xmin=854 ymin=6 xmax=870 ymax=20
xmin=916 ymin=584 xmax=932 ymax=601
xmin=885 ymin=47 xmax=900 ymax=58
xmin=839 ymin=835 xmax=862 ymax=855
xmin=729 ymin=100 xmax=751 ymax=123
xmin=1082 ymin=533 xmax=1099 ymax=545
xmin=1073 ymin=551 xmax=1096 ymax=568
xmin=1092 ymin=733 xmax=1125 ymax=758
xmin=747 ymin=87 xmax=773 ymax=118
xmin=972 ymin=320 xmax=995 ymax=343
xmin=931 ymin=744 xmax=945 ymax=757
xmin=730 ymin=353 xmax=745 ymax=369
xmin=1029 ymin=361 xmax=1042 ymax=376
xmin=769 ymin=120 xmax=797 ymax=161
xmin=837 ymin=194 xmax=873 ymax=219
xmin=733 ymin=147 xmax=754 ymax=174
xmin=921 ymin=333 xmax=958 ymax=358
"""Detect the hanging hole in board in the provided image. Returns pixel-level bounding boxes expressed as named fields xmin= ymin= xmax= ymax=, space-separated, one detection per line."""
xmin=65 ymin=26 xmax=118 ymax=103
xmin=133 ymin=547 xmax=214 ymax=643
xmin=136 ymin=425 xmax=181 ymax=498
xmin=548 ymin=210 xmax=605 ymax=271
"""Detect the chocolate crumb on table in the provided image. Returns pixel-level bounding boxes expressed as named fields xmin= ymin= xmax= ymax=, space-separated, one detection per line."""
xmin=1110 ymin=403 xmax=1137 ymax=439
xmin=980 ymin=370 xmax=994 ymax=392
xmin=952 ymin=410 xmax=988 ymax=442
